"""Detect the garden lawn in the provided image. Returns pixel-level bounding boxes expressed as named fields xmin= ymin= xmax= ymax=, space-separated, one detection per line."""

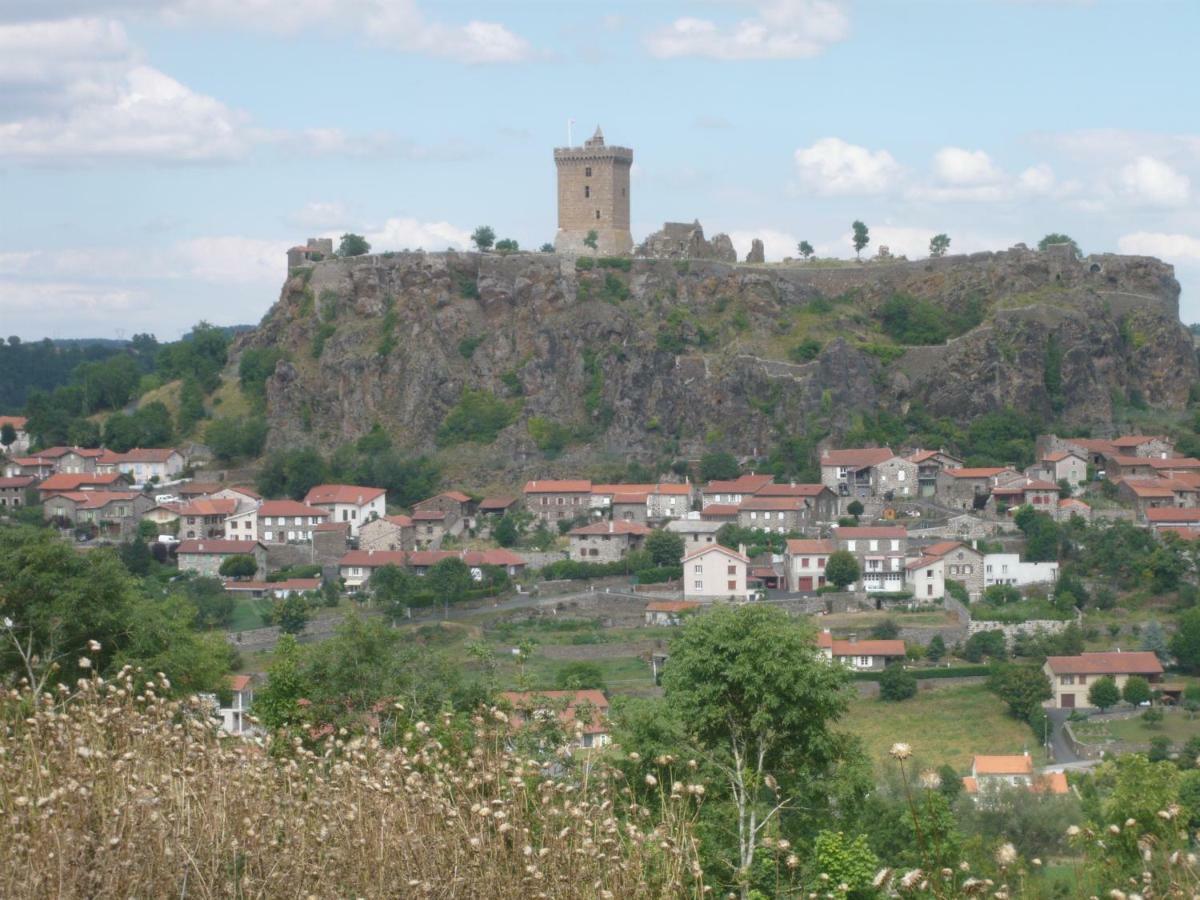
xmin=228 ymin=597 xmax=267 ymax=632
xmin=843 ymin=683 xmax=1046 ymax=772
xmin=1086 ymin=709 xmax=1200 ymax=745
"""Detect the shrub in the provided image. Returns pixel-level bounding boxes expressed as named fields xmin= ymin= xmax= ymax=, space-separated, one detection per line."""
xmin=878 ymin=664 xmax=918 ymax=702
xmin=436 ymin=390 xmax=518 ymax=446
xmin=788 ymin=338 xmax=822 ymax=363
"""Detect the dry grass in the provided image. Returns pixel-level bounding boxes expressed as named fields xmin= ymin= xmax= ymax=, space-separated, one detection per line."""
xmin=0 ymin=667 xmax=704 ymax=899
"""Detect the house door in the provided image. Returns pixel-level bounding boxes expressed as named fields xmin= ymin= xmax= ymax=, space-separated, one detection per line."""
xmin=797 ymin=576 xmax=813 ymax=592
xmin=1060 ymin=693 xmax=1075 ymax=709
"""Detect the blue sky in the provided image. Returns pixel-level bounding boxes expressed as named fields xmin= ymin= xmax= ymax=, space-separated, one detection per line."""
xmin=3 ymin=0 xmax=1199 ymax=339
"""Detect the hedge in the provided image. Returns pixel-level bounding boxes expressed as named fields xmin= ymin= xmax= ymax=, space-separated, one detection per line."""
xmin=851 ymin=665 xmax=990 ymax=682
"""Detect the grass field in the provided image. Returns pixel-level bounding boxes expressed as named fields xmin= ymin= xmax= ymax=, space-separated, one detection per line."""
xmin=842 ymin=683 xmax=1046 ymax=772
xmin=228 ymin=597 xmax=268 ymax=632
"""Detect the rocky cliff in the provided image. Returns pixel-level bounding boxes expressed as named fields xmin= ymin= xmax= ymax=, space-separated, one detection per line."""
xmin=239 ymin=245 xmax=1196 ymax=484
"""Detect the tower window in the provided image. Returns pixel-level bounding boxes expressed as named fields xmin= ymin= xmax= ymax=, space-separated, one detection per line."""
xmin=595 ymin=210 xmax=601 ymax=220
xmin=584 ymin=186 xmax=590 ymax=198
xmin=622 ymin=188 xmax=626 ymax=197
xmin=585 ymin=167 xmax=592 ymax=177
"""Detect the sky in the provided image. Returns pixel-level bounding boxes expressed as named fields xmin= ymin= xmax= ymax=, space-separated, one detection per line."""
xmin=2 ymin=0 xmax=1200 ymax=339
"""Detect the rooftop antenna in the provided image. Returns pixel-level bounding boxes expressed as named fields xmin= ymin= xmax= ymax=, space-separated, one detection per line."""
xmin=567 ymin=118 xmax=575 ymax=147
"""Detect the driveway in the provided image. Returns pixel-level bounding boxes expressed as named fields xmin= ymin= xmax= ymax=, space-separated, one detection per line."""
xmin=1045 ymin=708 xmax=1083 ymax=764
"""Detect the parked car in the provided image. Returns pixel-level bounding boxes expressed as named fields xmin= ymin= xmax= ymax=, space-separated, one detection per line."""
xmin=157 ymin=535 xmax=180 ymax=546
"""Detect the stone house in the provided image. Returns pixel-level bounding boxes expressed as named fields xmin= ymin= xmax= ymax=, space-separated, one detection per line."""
xmin=611 ymin=492 xmax=650 ymax=524
xmin=224 ymin=579 xmax=321 ymax=600
xmin=43 ymin=490 xmax=152 ymax=539
xmin=0 ymin=415 xmax=30 ymax=455
xmin=477 ymin=496 xmax=517 ymax=518
xmin=783 ymin=538 xmax=835 ymax=592
xmin=905 ymin=555 xmax=945 ymax=603
xmin=983 ymin=554 xmax=1058 ymax=588
xmin=936 ymin=467 xmax=1018 ymax=511
xmin=682 ymin=544 xmax=751 ymax=602
xmin=177 ymin=539 xmax=266 ymax=580
xmin=523 ymin=479 xmax=592 ymax=524
xmin=1117 ymin=478 xmax=1190 ymax=520
xmin=3 ymin=456 xmax=56 ymax=479
xmin=358 ymin=514 xmax=415 ymax=552
xmin=177 ymin=497 xmax=238 ymax=540
xmin=1104 ymin=454 xmax=1156 ymax=480
xmin=749 ymin=483 xmax=838 ymax=521
xmin=0 ymin=475 xmax=36 ymax=508
xmin=644 ymin=600 xmax=701 ymax=626
xmin=1055 ymin=497 xmax=1092 ymax=523
xmin=1043 ymin=651 xmax=1163 ymax=709
xmin=646 ymin=483 xmax=695 ymax=521
xmin=1038 ymin=434 xmax=1175 ymax=468
xmin=665 ymin=519 xmax=723 ymax=553
xmin=568 ymin=520 xmax=650 ymax=562
xmin=921 ymin=540 xmax=985 ymax=599
xmin=832 ymin=525 xmax=908 ymax=593
xmin=286 ymin=237 xmax=333 ymax=268
xmin=498 ymin=689 xmax=611 ymax=750
xmin=412 ymin=509 xmax=463 ymax=548
xmin=36 ymin=446 xmax=104 ymax=474
xmin=816 ymin=630 xmax=906 ymax=671
xmin=590 ymin=483 xmax=655 ymax=515
xmin=1033 ymin=450 xmax=1088 ymax=487
xmin=700 ymin=474 xmax=775 ymax=508
xmin=1149 ymin=457 xmax=1200 ymax=479
xmin=414 ymin=490 xmax=475 ymax=521
xmin=254 ymin=500 xmax=329 ymax=544
xmin=96 ymin=448 xmax=185 ymax=485
xmin=736 ymin=496 xmax=818 ymax=533
xmin=907 ymin=448 xmax=963 ymax=497
xmin=989 ymin=478 xmax=1060 ymax=513
xmin=304 ymin=484 xmax=387 ymax=537
xmin=820 ymin=448 xmax=916 ymax=499
xmin=338 ymin=549 xmax=408 ymax=589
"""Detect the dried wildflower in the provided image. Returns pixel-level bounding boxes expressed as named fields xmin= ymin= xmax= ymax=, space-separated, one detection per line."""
xmin=919 ymin=770 xmax=942 ymax=790
xmin=87 ymin=640 xmax=101 ymax=652
xmin=872 ymin=868 xmax=891 ymax=888
xmin=995 ymin=843 xmax=1017 ymax=868
xmin=889 ymin=743 xmax=912 ymax=761
xmin=900 ymin=868 xmax=923 ymax=889
xmin=1067 ymin=825 xmax=1081 ymax=837
xmin=78 ymin=657 xmax=91 ymax=670
xmin=644 ymin=774 xmax=657 ymax=788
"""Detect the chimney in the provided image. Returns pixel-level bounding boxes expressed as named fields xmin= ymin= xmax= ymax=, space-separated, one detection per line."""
xmin=738 ymin=542 xmax=747 ymax=557
xmin=848 ymin=633 xmax=857 ymax=644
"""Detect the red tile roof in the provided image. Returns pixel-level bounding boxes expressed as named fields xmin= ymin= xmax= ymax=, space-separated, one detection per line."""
xmin=652 ymin=482 xmax=694 ymax=495
xmin=498 ymin=690 xmax=609 ymax=734
xmin=478 ymin=495 xmax=516 ymax=511
xmin=1120 ymin=478 xmax=1175 ymax=499
xmin=381 ymin=513 xmax=413 ymax=526
xmin=1042 ymin=450 xmax=1085 ymax=462
xmin=1110 ymin=435 xmax=1166 ymax=447
xmin=785 ymin=538 xmax=836 ymax=554
xmin=257 ymin=500 xmax=329 ymax=518
xmin=178 ymin=482 xmax=226 ymax=496
xmin=100 ymin=447 xmax=181 ymax=463
xmin=612 ymin=492 xmax=649 ymax=504
xmin=972 ymin=754 xmax=1033 ymax=775
xmin=1059 ymin=498 xmax=1090 ymax=509
xmin=228 ymin=674 xmax=253 ymax=692
xmin=35 ymin=446 xmax=104 ymax=459
xmin=592 ymin=483 xmax=658 ymax=495
xmin=821 ymin=447 xmax=895 ymax=467
xmin=305 ymin=484 xmax=386 ymax=505
xmin=923 ymin=540 xmax=972 ymax=558
xmin=569 ymin=520 xmax=651 ymax=536
xmin=177 ymin=498 xmax=238 ymax=517
xmin=703 ymin=474 xmax=774 ymax=493
xmin=700 ymin=504 xmax=740 ymax=518
xmin=0 ymin=415 xmax=27 ymax=429
xmin=340 ymin=549 xmax=408 ymax=568
xmin=833 ymin=526 xmax=907 ymax=539
xmin=178 ymin=539 xmax=263 ymax=555
xmin=225 ymin=579 xmax=321 ymax=593
xmin=412 ymin=509 xmax=449 ymax=521
xmin=905 ymin=555 xmax=942 ymax=571
xmin=817 ymin=630 xmax=906 ymax=658
xmin=1147 ymin=508 xmax=1200 ymax=523
xmin=683 ymin=544 xmax=749 ymax=564
xmin=1159 ymin=526 xmax=1200 ymax=541
xmin=1045 ymin=651 xmax=1163 ymax=676
xmin=523 ymin=479 xmax=591 ymax=493
xmin=0 ymin=476 xmax=36 ymax=489
xmin=1150 ymin=457 xmax=1200 ymax=470
xmin=38 ymin=472 xmax=126 ymax=492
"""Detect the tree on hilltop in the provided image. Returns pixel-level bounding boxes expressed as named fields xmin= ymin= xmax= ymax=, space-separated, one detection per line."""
xmin=337 ymin=234 xmax=371 ymax=257
xmin=471 ymin=226 xmax=495 ymax=251
xmin=1038 ymin=233 xmax=1080 ymax=257
xmin=851 ymin=220 xmax=870 ymax=260
xmin=798 ymin=240 xmax=814 ymax=261
xmin=929 ymin=233 xmax=951 ymax=258
xmin=495 ymin=238 xmax=519 ymax=253
xmin=540 ymin=243 xmax=554 ymax=253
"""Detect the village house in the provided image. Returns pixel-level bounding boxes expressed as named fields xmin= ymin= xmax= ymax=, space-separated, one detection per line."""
xmin=983 ymin=553 xmax=1059 ymax=588
xmin=920 ymin=541 xmax=985 ymax=599
xmin=611 ymin=490 xmax=651 ymax=523
xmin=783 ymin=538 xmax=835 ymax=592
xmin=338 ymin=549 xmax=407 ymax=588
xmin=1118 ymin=477 xmax=1197 ymax=520
xmin=477 ymin=495 xmax=517 ymax=519
xmin=177 ymin=539 xmax=267 ymax=579
xmin=1033 ymin=450 xmax=1089 ymax=487
xmin=832 ymin=525 xmax=908 ymax=593
xmin=820 ymin=448 xmax=917 ymax=499
xmin=1145 ymin=507 xmax=1200 ymax=534
xmin=644 ymin=600 xmax=701 ymax=626
xmin=523 ymin=479 xmax=592 ymax=523
xmin=699 ymin=503 xmax=740 ymax=523
xmin=699 ymin=473 xmax=774 ymax=508
xmin=96 ymin=448 xmax=185 ymax=485
xmin=35 ymin=446 xmax=105 ymax=474
xmin=1043 ymin=651 xmax=1164 ymax=709
xmin=1150 ymin=457 xmax=1200 ymax=479
xmin=816 ymin=630 xmax=906 ymax=670
xmin=176 ymin=497 xmax=238 ymax=540
xmin=590 ymin=483 xmax=656 ymax=516
xmin=665 ymin=519 xmax=723 ymax=552
xmin=141 ymin=503 xmax=181 ymax=531
xmin=37 ymin=471 xmax=130 ymax=499
xmin=1056 ymin=497 xmax=1093 ymax=523
xmin=682 ymin=544 xmax=751 ymax=602
xmin=568 ymin=520 xmax=650 ymax=562
xmin=961 ymin=754 xmax=1068 ymax=799
xmin=0 ymin=415 xmax=31 ymax=455
xmin=224 ymin=579 xmax=321 ymax=599
xmin=0 ymin=475 xmax=36 ymax=508
xmin=498 ymin=690 xmax=611 ymax=749
xmin=905 ymin=555 xmax=945 ymax=603
xmin=412 ymin=509 xmax=464 ymax=548
xmin=358 ymin=513 xmax=415 ymax=552
xmin=936 ymin=467 xmax=1020 ymax=511
xmin=43 ymin=490 xmax=152 ymax=539
xmin=220 ymin=675 xmax=255 ymax=735
xmin=646 ymin=482 xmax=695 ymax=521
xmin=988 ymin=478 xmax=1060 ymax=513
xmin=737 ymin=496 xmax=816 ymax=533
xmin=304 ymin=484 xmax=387 ymax=536
xmin=3 ymin=456 xmax=56 ymax=479
xmin=254 ymin=500 xmax=330 ymax=544
xmin=907 ymin=448 xmax=964 ymax=497
xmin=413 ymin=490 xmax=476 ymax=523
xmin=1038 ymin=434 xmax=1175 ymax=468
xmin=1104 ymin=454 xmax=1157 ymax=481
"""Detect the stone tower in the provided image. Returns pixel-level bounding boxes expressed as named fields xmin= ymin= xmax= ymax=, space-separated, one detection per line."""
xmin=553 ymin=126 xmax=633 ymax=256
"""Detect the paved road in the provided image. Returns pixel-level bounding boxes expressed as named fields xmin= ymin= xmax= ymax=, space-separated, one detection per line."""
xmin=1046 ymin=708 xmax=1083 ymax=764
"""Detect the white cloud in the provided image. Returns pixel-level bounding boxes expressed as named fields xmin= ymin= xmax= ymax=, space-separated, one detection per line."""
xmin=1017 ymin=163 xmax=1056 ymax=194
xmin=290 ymin=201 xmax=351 ymax=230
xmin=794 ymin=137 xmax=900 ymax=195
xmin=364 ymin=218 xmax=472 ymax=251
xmin=1119 ymin=155 xmax=1190 ymax=207
xmin=0 ymin=279 xmax=151 ymax=320
xmin=174 ymin=237 xmax=289 ymax=284
xmin=1118 ymin=231 xmax=1200 ymax=263
xmin=933 ymin=147 xmax=1003 ymax=186
xmin=646 ymin=0 xmax=849 ymax=60
xmin=727 ymin=229 xmax=799 ymax=262
xmin=364 ymin=5 xmax=532 ymax=63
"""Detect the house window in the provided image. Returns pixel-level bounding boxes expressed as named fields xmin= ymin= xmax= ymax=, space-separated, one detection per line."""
xmin=694 ymin=580 xmax=703 ymax=590
xmin=727 ymin=580 xmax=736 ymax=590
xmin=595 ymin=210 xmax=601 ymax=220
xmin=584 ymin=186 xmax=590 ymax=198
xmin=694 ymin=564 xmax=702 ymax=573
xmin=727 ymin=565 xmax=736 ymax=575
xmin=1061 ymin=675 xmax=1074 ymax=685
xmin=869 ymin=540 xmax=878 ymax=551
xmin=801 ymin=557 xmax=810 ymax=568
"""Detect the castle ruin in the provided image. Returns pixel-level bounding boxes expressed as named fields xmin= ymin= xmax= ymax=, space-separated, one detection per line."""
xmin=553 ymin=126 xmax=633 ymax=256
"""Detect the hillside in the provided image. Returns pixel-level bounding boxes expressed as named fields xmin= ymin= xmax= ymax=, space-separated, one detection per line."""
xmin=236 ymin=245 xmax=1197 ymax=486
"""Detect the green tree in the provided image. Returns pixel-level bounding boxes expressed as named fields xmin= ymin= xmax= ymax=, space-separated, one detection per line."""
xmin=963 ymin=630 xmax=1007 ymax=663
xmin=493 ymin=514 xmax=519 ymax=548
xmin=1088 ymin=675 xmax=1120 ymax=711
xmin=798 ymin=240 xmax=814 ymax=260
xmin=494 ymin=238 xmax=519 ymax=252
xmin=118 ymin=539 xmax=153 ymax=576
xmin=851 ymin=220 xmax=869 ymax=260
xmin=539 ymin=242 xmax=554 ymax=253
xmin=336 ymin=233 xmax=371 ymax=257
xmin=878 ymin=663 xmax=917 ymax=702
xmin=427 ymin=557 xmax=472 ymax=617
xmin=870 ymin=618 xmax=900 ymax=640
xmin=176 ymin=376 xmax=205 ymax=436
xmin=846 ymin=499 xmax=864 ymax=520
xmin=218 ymin=554 xmax=258 ymax=579
xmin=0 ymin=422 xmax=16 ymax=448
xmin=929 ymin=233 xmax=951 ymax=257
xmin=253 ymin=634 xmax=307 ymax=730
xmin=927 ymin=634 xmax=946 ymax=662
xmin=662 ymin=605 xmax=853 ymax=894
xmin=1171 ymin=606 xmax=1200 ymax=672
xmin=1013 ymin=505 xmax=1061 ymax=562
xmin=824 ymin=550 xmax=859 ymax=589
xmin=184 ymin=577 xmax=235 ymax=629
xmin=583 ymin=229 xmax=599 ymax=252
xmin=987 ymin=664 xmax=1052 ymax=721
xmin=555 ymin=660 xmax=605 ymax=690
xmin=1122 ymin=675 xmax=1152 ymax=707
xmin=808 ymin=830 xmax=878 ymax=896
xmin=471 ymin=225 xmax=495 ymax=251
xmin=273 ymin=594 xmax=310 ymax=635
xmin=699 ymin=450 xmax=739 ymax=481
xmin=1037 ymin=233 xmax=1080 ymax=257
xmin=1141 ymin=619 xmax=1169 ymax=662
xmin=370 ymin=563 xmax=417 ymax=621
xmin=644 ymin=529 xmax=685 ymax=568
